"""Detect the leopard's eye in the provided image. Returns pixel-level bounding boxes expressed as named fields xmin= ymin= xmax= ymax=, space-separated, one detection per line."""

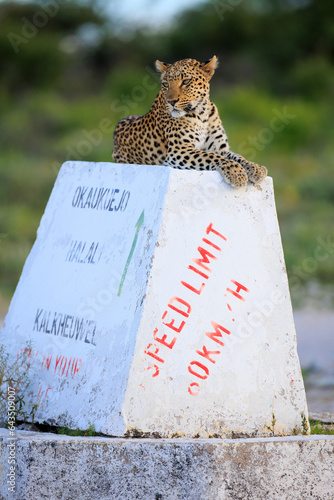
xmin=161 ymin=82 xmax=169 ymax=89
xmin=182 ymin=79 xmax=192 ymax=86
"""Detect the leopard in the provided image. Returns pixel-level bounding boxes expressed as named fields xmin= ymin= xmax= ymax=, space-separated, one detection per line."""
xmin=112 ymin=56 xmax=267 ymax=188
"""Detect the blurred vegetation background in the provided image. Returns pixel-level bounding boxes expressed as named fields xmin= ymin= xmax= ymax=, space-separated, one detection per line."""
xmin=0 ymin=0 xmax=333 ymax=313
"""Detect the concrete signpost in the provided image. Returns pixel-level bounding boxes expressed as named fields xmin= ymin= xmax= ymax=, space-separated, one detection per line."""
xmin=0 ymin=161 xmax=308 ymax=437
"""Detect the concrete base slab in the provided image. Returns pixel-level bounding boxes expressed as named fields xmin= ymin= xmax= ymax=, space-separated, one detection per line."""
xmin=0 ymin=429 xmax=333 ymax=500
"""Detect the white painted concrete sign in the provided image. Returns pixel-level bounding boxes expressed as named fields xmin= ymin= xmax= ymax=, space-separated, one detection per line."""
xmin=0 ymin=162 xmax=308 ymax=437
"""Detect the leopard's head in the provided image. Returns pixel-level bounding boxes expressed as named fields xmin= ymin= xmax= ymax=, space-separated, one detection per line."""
xmin=155 ymin=57 xmax=218 ymax=118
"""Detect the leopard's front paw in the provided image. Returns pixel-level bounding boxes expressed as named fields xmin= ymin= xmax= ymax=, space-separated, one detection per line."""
xmin=217 ymin=161 xmax=248 ymax=188
xmin=243 ymin=162 xmax=267 ymax=184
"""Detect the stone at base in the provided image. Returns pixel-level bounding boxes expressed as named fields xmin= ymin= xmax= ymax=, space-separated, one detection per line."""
xmin=0 ymin=430 xmax=333 ymax=500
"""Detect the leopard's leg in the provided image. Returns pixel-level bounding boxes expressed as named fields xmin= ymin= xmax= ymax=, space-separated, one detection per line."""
xmin=164 ymin=145 xmax=248 ymax=188
xmin=222 ymin=151 xmax=267 ymax=184
xmin=215 ymin=158 xmax=248 ymax=188
xmin=204 ymin=104 xmax=267 ymax=184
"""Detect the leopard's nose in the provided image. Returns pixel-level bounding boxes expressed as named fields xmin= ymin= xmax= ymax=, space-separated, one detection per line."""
xmin=168 ymin=99 xmax=179 ymax=107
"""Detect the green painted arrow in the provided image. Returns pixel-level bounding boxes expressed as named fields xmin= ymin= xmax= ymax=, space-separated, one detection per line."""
xmin=117 ymin=210 xmax=144 ymax=297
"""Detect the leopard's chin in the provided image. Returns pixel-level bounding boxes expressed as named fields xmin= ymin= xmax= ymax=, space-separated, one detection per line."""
xmin=170 ymin=109 xmax=187 ymax=118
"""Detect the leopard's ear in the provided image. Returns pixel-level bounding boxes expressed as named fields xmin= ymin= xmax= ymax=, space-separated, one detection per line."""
xmin=155 ymin=60 xmax=169 ymax=77
xmin=200 ymin=56 xmax=219 ymax=80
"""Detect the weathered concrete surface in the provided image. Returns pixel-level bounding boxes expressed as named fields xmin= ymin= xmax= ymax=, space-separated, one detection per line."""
xmin=0 ymin=430 xmax=333 ymax=500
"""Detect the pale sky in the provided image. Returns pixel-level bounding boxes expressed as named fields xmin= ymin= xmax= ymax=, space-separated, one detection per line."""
xmin=1 ymin=0 xmax=206 ymax=30
xmin=104 ymin=0 xmax=205 ymax=29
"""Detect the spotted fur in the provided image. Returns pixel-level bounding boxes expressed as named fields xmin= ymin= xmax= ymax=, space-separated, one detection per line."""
xmin=112 ymin=57 xmax=267 ymax=188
